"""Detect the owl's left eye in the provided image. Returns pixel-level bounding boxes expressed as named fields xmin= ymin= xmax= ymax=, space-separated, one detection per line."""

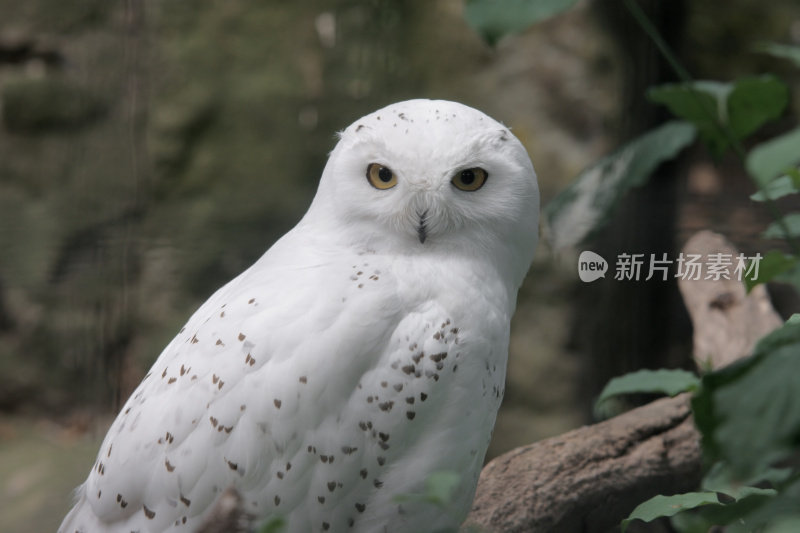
xmin=366 ymin=163 xmax=398 ymax=190
xmin=451 ymin=167 xmax=488 ymax=191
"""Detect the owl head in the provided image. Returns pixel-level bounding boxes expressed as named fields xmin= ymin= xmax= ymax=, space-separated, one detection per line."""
xmin=305 ymin=99 xmax=539 ymax=286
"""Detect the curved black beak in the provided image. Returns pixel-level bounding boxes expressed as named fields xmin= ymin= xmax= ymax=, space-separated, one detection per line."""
xmin=416 ymin=210 xmax=428 ymax=244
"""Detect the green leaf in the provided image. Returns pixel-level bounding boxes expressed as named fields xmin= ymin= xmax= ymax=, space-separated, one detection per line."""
xmin=701 ymin=463 xmax=782 ymax=500
xmin=648 ymin=77 xmax=788 ymax=156
xmin=394 ymin=470 xmax=461 ymax=508
xmin=692 ymin=319 xmax=800 ymax=481
xmin=756 ymin=42 xmax=800 ymax=68
xmin=750 ymin=175 xmax=800 ymax=202
xmin=728 ymin=76 xmax=790 ymax=140
xmin=726 ymin=479 xmax=800 ymax=533
xmin=692 ymin=492 xmax=776 ymax=532
xmin=544 ymin=121 xmax=696 ymax=249
xmin=648 ymin=83 xmax=726 ymax=154
xmin=763 ymin=213 xmax=800 ymax=240
xmin=746 ymin=127 xmax=800 ymax=187
xmin=464 ymin=0 xmax=579 ymax=46
xmin=743 ymin=250 xmax=798 ymax=292
xmin=621 ymin=492 xmax=721 ymax=532
xmin=596 ymin=368 xmax=699 ymax=411
xmin=423 ymin=471 xmax=460 ymax=507
xmin=259 ymin=516 xmax=286 ymax=533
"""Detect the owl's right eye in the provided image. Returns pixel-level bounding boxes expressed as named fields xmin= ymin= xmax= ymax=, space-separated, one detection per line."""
xmin=366 ymin=163 xmax=398 ymax=190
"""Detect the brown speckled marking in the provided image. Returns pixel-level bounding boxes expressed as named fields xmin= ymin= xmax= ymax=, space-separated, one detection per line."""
xmin=327 ymin=481 xmax=336 ymax=492
xmin=355 ymin=502 xmax=366 ymax=513
xmin=318 ymin=496 xmax=326 ymax=504
xmin=359 ymin=468 xmax=368 ymax=479
xmin=210 ymin=416 xmax=218 ymax=428
xmin=420 ymin=392 xmax=428 ymax=401
xmin=401 ymin=365 xmax=414 ymax=375
xmin=180 ymin=494 xmax=191 ymax=507
xmin=116 ymin=494 xmax=127 ymax=508
xmin=165 ymin=459 xmax=175 ymax=472
xmin=274 ymin=495 xmax=281 ymax=506
xmin=248 ymin=298 xmax=255 ymax=304
xmin=323 ymin=522 xmax=330 ymax=531
xmin=299 ymin=376 xmax=307 ymax=384
xmin=245 ymin=353 xmax=255 ymax=366
xmin=274 ymin=399 xmax=282 ymax=409
xmin=238 ymin=333 xmax=246 ymax=341
xmin=227 ymin=459 xmax=238 ymax=471
xmin=143 ymin=504 xmax=155 ymax=519
xmin=341 ymin=445 xmax=357 ymax=454
xmin=277 ymin=471 xmax=284 ymax=480
xmin=379 ymin=401 xmax=394 ymax=412
xmin=406 ymin=411 xmax=416 ymax=420
xmin=377 ymin=456 xmax=386 ymax=466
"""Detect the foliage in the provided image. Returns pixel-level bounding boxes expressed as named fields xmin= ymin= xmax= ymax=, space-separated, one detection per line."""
xmin=647 ymin=76 xmax=788 ymax=157
xmin=259 ymin=516 xmax=286 ymax=533
xmin=544 ymin=121 xmax=696 ymax=249
xmin=466 ymin=2 xmax=800 ymax=532
xmin=594 ymin=369 xmax=699 ymax=419
xmin=463 ymin=0 xmax=578 ymax=46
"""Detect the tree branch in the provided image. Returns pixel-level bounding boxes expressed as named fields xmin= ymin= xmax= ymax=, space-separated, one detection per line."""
xmin=463 ymin=231 xmax=782 ymax=532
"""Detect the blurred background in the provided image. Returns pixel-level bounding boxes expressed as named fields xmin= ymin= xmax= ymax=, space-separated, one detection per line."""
xmin=0 ymin=1 xmax=798 ymax=531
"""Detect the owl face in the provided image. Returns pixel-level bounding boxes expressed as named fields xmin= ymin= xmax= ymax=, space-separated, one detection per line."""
xmin=308 ymin=100 xmax=539 ymax=281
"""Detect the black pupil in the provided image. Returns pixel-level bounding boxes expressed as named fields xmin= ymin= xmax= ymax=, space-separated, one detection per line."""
xmin=378 ymin=167 xmax=393 ymax=182
xmin=460 ymin=169 xmax=475 ymax=185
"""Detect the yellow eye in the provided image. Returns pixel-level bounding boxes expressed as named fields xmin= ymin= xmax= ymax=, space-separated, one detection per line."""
xmin=366 ymin=163 xmax=398 ymax=190
xmin=451 ymin=167 xmax=488 ymax=191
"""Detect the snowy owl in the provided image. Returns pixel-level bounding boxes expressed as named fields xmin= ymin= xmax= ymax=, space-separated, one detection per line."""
xmin=60 ymin=99 xmax=539 ymax=533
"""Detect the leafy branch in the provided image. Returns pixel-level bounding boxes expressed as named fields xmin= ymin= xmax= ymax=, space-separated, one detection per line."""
xmin=465 ymin=1 xmax=800 ymax=531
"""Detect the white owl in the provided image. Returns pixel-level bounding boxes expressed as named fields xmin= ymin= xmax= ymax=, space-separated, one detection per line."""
xmin=59 ymin=99 xmax=539 ymax=533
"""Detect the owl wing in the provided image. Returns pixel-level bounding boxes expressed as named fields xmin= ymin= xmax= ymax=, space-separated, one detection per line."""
xmin=60 ymin=242 xmax=507 ymax=533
